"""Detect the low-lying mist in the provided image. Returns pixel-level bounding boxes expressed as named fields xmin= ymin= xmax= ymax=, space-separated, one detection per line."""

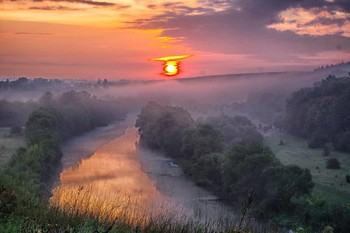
xmin=92 ymin=69 xmax=341 ymax=122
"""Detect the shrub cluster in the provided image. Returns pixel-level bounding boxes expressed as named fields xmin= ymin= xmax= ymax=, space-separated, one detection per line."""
xmin=326 ymin=158 xmax=341 ymax=169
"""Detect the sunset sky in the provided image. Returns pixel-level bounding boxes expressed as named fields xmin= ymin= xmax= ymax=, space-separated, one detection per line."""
xmin=1 ymin=0 xmax=350 ymax=79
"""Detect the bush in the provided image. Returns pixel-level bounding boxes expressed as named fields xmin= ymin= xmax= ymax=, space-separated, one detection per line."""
xmin=323 ymin=226 xmax=334 ymax=233
xmin=326 ymin=158 xmax=341 ymax=169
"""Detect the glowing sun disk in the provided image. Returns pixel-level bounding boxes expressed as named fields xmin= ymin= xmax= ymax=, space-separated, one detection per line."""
xmin=164 ymin=61 xmax=179 ymax=76
xmin=151 ymin=54 xmax=192 ymax=77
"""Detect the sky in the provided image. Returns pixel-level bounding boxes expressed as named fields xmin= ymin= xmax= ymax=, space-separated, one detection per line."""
xmin=0 ymin=0 xmax=350 ymax=80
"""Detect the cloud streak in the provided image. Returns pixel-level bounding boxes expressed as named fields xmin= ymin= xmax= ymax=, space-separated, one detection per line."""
xmin=3 ymin=0 xmax=131 ymax=8
xmin=28 ymin=5 xmax=80 ymax=10
xmin=268 ymin=7 xmax=350 ymax=37
xmin=33 ymin=0 xmax=116 ymax=7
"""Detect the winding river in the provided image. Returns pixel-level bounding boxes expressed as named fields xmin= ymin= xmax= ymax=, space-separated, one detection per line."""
xmin=51 ymin=117 xmax=237 ymax=228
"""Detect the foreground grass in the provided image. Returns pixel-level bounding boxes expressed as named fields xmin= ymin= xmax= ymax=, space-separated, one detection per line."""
xmin=265 ymin=129 xmax=350 ymax=205
xmin=1 ymin=164 xmax=287 ymax=233
xmin=0 ymin=128 xmax=25 ymax=167
xmin=1 ymin=182 xmax=282 ymax=233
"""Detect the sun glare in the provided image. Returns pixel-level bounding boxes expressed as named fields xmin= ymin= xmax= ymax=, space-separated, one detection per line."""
xmin=151 ymin=54 xmax=192 ymax=77
xmin=164 ymin=61 xmax=179 ymax=76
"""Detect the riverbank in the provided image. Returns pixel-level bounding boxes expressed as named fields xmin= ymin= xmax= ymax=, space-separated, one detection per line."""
xmin=137 ymin=147 xmax=237 ymax=226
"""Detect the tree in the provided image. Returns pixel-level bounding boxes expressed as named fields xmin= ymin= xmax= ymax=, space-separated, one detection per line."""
xmin=326 ymin=158 xmax=340 ymax=169
xmin=187 ymin=152 xmax=223 ymax=188
xmin=284 ymin=76 xmax=350 ymax=153
xmin=265 ymin=165 xmax=313 ymax=211
xmin=39 ymin=91 xmax=54 ymax=105
xmin=207 ymin=115 xmax=263 ymax=148
xmin=25 ymin=108 xmax=59 ymax=145
xmin=222 ymin=143 xmax=313 ymax=213
xmin=181 ymin=123 xmax=223 ymax=159
xmin=135 ymin=102 xmax=194 ymax=158
xmin=222 ymin=143 xmax=280 ymax=203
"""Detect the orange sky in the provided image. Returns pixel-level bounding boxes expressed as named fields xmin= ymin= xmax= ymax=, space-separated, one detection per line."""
xmin=0 ymin=0 xmax=349 ymax=80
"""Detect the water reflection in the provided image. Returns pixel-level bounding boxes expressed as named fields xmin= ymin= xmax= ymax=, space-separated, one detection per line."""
xmin=51 ymin=127 xmax=236 ymax=228
xmin=51 ymin=128 xmax=166 ymax=224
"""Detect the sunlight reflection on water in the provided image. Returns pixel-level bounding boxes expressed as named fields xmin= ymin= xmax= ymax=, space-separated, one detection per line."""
xmin=51 ymin=127 xmax=236 ymax=228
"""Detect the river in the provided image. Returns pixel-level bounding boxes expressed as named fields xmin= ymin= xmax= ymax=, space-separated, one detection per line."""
xmin=50 ymin=117 xmax=237 ymax=229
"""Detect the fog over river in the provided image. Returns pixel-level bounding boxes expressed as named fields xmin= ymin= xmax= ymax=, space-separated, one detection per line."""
xmin=51 ymin=116 xmax=237 ymax=229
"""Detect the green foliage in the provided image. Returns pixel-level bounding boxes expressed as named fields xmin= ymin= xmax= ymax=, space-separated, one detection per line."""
xmin=222 ymin=143 xmax=313 ymax=215
xmin=25 ymin=108 xmax=59 ymax=145
xmin=264 ymin=165 xmax=313 ymax=212
xmin=302 ymin=195 xmax=350 ymax=233
xmin=183 ymin=152 xmax=223 ymax=188
xmin=323 ymin=226 xmax=334 ymax=233
xmin=181 ymin=123 xmax=223 ymax=159
xmin=326 ymin=158 xmax=341 ymax=169
xmin=136 ymin=102 xmax=194 ymax=157
xmin=222 ymin=143 xmax=280 ymax=202
xmin=284 ymin=76 xmax=350 ymax=152
xmin=206 ymin=115 xmax=263 ymax=147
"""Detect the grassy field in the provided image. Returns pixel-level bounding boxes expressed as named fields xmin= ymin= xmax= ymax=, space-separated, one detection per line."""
xmin=265 ymin=129 xmax=350 ymax=205
xmin=0 ymin=127 xmax=25 ymax=167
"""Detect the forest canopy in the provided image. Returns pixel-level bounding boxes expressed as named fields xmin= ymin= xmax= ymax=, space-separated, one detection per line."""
xmin=284 ymin=75 xmax=350 ymax=152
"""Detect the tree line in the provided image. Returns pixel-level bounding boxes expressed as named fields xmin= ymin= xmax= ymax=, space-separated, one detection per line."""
xmin=284 ymin=75 xmax=350 ymax=153
xmin=0 ymin=90 xmax=127 ymax=130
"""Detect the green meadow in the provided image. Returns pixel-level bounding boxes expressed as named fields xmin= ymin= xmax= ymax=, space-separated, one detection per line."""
xmin=265 ymin=129 xmax=350 ymax=206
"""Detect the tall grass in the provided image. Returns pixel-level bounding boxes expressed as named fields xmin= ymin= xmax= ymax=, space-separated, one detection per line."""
xmin=46 ymin=184 xmax=287 ymax=233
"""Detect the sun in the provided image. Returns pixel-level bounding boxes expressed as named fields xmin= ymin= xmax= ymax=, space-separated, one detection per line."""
xmin=164 ymin=61 xmax=179 ymax=76
xmin=151 ymin=54 xmax=192 ymax=77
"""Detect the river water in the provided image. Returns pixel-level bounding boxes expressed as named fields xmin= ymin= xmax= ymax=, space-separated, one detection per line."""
xmin=50 ymin=119 xmax=237 ymax=229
